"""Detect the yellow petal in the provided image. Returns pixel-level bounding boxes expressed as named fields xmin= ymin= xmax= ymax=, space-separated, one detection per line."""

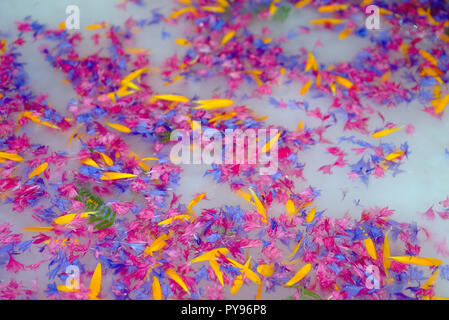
xmin=28 ymin=162 xmax=48 ymax=179
xmin=187 ymin=192 xmax=206 ymax=220
xmin=230 ymin=274 xmax=244 ymax=294
xmin=191 ymin=248 xmax=229 ymax=263
xmin=194 ymin=99 xmax=234 ymax=110
xmin=287 ymin=236 xmax=304 ymax=259
xmin=169 ymin=7 xmax=196 ymax=19
xmin=187 ymin=193 xmax=206 ymax=209
xmin=22 ymin=226 xmax=54 ymax=232
xmin=227 ymin=257 xmax=261 ymax=284
xmin=53 ymin=214 xmax=77 ymax=225
xmin=57 ymin=284 xmax=79 ymax=292
xmin=236 ymin=189 xmax=252 ymax=203
xmin=257 ymin=264 xmax=274 ymax=277
xmin=175 ymin=38 xmax=191 ymax=46
xmin=295 ymin=0 xmax=311 ymax=9
xmin=153 ymin=94 xmax=190 ymax=103
xmin=335 ymin=76 xmax=354 ymax=89
xmin=124 ymin=48 xmax=151 ymax=55
xmin=68 ymin=124 xmax=82 ymax=147
xmin=120 ymin=67 xmax=149 ymax=85
xmin=166 ymin=269 xmax=190 ymax=293
xmin=419 ymin=50 xmax=438 ymax=66
xmin=158 ymin=214 xmax=191 ymax=226
xmin=22 ymin=111 xmax=40 ymax=123
xmin=123 ymin=81 xmax=140 ymax=90
xmin=221 ymin=30 xmax=236 ymax=46
xmin=330 ymin=82 xmax=337 ymax=95
xmin=300 ymin=79 xmax=313 ymax=95
xmin=420 ymin=66 xmax=443 ymax=77
xmin=226 ymin=257 xmax=246 ymax=269
xmin=433 ymin=85 xmax=441 ymax=99
xmin=100 ymin=172 xmax=137 ymax=180
xmin=217 ymin=0 xmax=229 ymax=7
xmin=39 ymin=121 xmax=60 ymax=130
xmin=339 ymin=28 xmax=352 ymax=39
xmin=364 ymin=238 xmax=377 ymax=260
xmin=152 ymin=276 xmax=163 ymax=300
xmin=145 ymin=236 xmax=167 ymax=256
xmin=389 ymin=256 xmax=442 ymax=266
xmin=269 ymin=1 xmax=278 ymax=16
xmin=305 ymin=207 xmax=316 ymax=223
xmin=383 ymin=233 xmax=391 ymax=275
xmin=421 ymin=269 xmax=438 ymax=290
xmin=209 ymin=259 xmax=224 ymax=286
xmin=201 ymin=5 xmax=225 ymax=13
xmin=80 ymin=158 xmax=100 ymax=168
xmin=305 ymin=52 xmax=317 ymax=72
xmin=285 ymin=263 xmax=312 ymax=286
xmin=379 ymin=8 xmax=393 ymax=15
xmin=99 ymin=152 xmax=114 ymax=166
xmin=360 ymin=0 xmax=373 ymax=6
xmin=21 ymin=111 xmax=61 ymax=129
xmin=310 ymin=18 xmax=345 ymax=25
xmin=380 ymin=71 xmax=392 ymax=83
xmin=138 ymin=161 xmax=150 ymax=171
xmin=53 ymin=212 xmax=94 ymax=225
xmin=89 ymin=262 xmax=102 ymax=300
xmin=318 ymin=4 xmax=349 ymax=12
xmin=117 ymin=86 xmax=136 ymax=98
xmin=105 ymin=122 xmax=131 ymax=133
xmin=384 ymin=150 xmax=405 ymax=161
xmin=242 ymin=266 xmax=262 ymax=285
xmin=0 ymin=152 xmax=23 ymax=162
xmin=432 ymin=296 xmax=449 ymax=300
xmin=256 ymin=282 xmax=262 ymax=300
xmin=261 ymin=131 xmax=281 ymax=153
xmin=86 ymin=24 xmax=108 ymax=30
xmin=371 ymin=127 xmax=402 ymax=139
xmin=286 ymin=199 xmax=297 ymax=215
xmin=435 ymin=94 xmax=449 ymax=114
xmin=248 ymin=188 xmax=267 ymax=223
xmin=234 ymin=260 xmax=259 ymax=284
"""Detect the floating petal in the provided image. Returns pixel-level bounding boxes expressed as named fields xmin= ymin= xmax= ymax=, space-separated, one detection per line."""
xmin=166 ymin=268 xmax=190 ymax=293
xmin=28 ymin=162 xmax=48 ymax=179
xmin=105 ymin=122 xmax=131 ymax=133
xmin=285 ymin=264 xmax=312 ymax=286
xmin=389 ymin=256 xmax=442 ymax=266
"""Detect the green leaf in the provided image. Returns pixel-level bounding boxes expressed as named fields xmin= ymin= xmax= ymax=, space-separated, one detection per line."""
xmin=301 ymin=288 xmax=322 ymax=300
xmin=76 ymin=187 xmax=116 ymax=230
xmin=272 ymin=5 xmax=291 ymax=22
xmin=292 ymin=285 xmax=322 ymax=300
xmin=89 ymin=207 xmax=116 ymax=230
xmin=156 ymin=131 xmax=172 ymax=143
xmin=445 ymin=27 xmax=449 ymax=36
